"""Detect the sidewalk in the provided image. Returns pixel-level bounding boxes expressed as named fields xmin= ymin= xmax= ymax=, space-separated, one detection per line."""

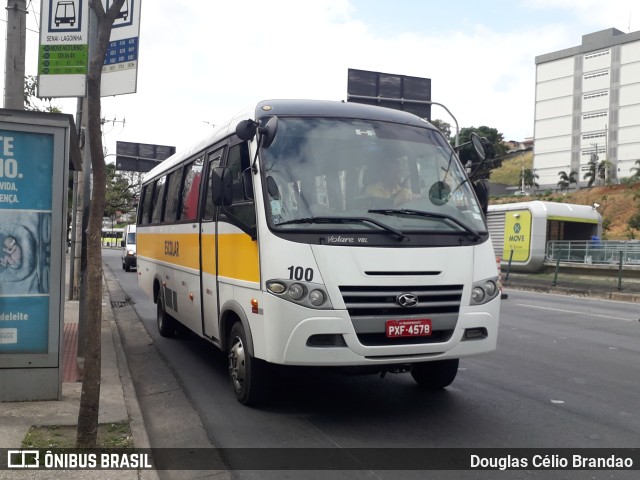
xmin=0 ymin=257 xmax=154 ymax=479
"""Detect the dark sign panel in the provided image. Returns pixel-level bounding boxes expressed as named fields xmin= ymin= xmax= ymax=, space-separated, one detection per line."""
xmin=347 ymin=69 xmax=432 ymax=120
xmin=115 ymin=141 xmax=176 ymax=172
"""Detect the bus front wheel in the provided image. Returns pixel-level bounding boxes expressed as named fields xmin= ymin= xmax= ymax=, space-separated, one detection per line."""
xmin=410 ymin=359 xmax=459 ymax=389
xmin=228 ymin=321 xmax=270 ymax=405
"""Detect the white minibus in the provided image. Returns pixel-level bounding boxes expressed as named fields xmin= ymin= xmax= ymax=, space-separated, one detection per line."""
xmin=136 ymin=100 xmax=500 ymax=404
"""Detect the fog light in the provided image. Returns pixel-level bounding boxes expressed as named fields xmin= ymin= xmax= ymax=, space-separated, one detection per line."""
xmin=464 ymin=327 xmax=488 ymax=340
xmin=308 ymin=289 xmax=325 ymax=306
xmin=288 ymin=283 xmax=305 ymax=300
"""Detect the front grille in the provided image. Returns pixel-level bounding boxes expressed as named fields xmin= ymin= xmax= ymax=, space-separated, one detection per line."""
xmin=339 ymin=284 xmax=463 ymax=317
xmin=339 ymin=284 xmax=463 ymax=346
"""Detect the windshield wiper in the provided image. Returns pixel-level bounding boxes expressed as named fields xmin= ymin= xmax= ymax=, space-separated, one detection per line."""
xmin=275 ymin=216 xmax=408 ymax=241
xmin=368 ymin=209 xmax=482 ymax=241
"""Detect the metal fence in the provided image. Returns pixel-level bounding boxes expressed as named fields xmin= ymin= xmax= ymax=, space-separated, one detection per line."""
xmin=546 ymin=240 xmax=640 ymax=266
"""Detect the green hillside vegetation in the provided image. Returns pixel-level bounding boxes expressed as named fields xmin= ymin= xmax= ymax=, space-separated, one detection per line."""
xmin=489 ymin=151 xmax=534 ymax=186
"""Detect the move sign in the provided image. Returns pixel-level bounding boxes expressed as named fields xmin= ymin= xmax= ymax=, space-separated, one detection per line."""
xmin=503 ymin=210 xmax=532 ymax=262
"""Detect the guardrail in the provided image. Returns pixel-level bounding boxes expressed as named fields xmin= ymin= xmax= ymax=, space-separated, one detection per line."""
xmin=545 ymin=240 xmax=640 ymax=266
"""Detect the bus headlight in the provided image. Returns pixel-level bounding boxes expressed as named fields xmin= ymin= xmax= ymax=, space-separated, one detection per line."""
xmin=266 ymin=279 xmax=333 ymax=310
xmin=308 ymin=289 xmax=325 ymax=306
xmin=288 ymin=283 xmax=305 ymax=300
xmin=484 ymin=280 xmax=497 ymax=297
xmin=470 ymin=276 xmax=500 ymax=306
xmin=471 ymin=287 xmax=485 ymax=303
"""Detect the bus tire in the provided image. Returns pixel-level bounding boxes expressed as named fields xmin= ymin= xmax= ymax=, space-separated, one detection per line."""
xmin=157 ymin=296 xmax=178 ymax=338
xmin=410 ymin=359 xmax=459 ymax=389
xmin=228 ymin=321 xmax=270 ymax=405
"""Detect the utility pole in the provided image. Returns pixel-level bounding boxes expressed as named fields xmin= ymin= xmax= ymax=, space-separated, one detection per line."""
xmin=3 ymin=0 xmax=27 ymax=109
xmin=521 ymin=151 xmax=525 ymax=191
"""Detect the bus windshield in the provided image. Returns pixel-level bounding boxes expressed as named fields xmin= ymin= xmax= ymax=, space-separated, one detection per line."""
xmin=260 ymin=117 xmax=487 ymax=236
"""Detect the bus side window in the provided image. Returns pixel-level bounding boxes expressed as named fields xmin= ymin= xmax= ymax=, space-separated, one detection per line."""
xmin=151 ymin=176 xmax=167 ymax=224
xmin=138 ymin=183 xmax=153 ymax=225
xmin=163 ymin=167 xmax=184 ymax=223
xmin=181 ymin=156 xmax=204 ymax=221
xmin=222 ymin=143 xmax=255 ymax=230
xmin=202 ymin=148 xmax=224 ymax=222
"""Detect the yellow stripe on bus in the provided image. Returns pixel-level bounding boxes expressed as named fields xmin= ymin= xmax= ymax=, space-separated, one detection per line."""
xmin=217 ymin=233 xmax=259 ymax=282
xmin=138 ymin=233 xmax=201 ymax=270
xmin=139 ymin=231 xmax=259 ymax=282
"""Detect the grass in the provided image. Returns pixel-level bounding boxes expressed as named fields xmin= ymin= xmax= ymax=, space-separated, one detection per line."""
xmin=490 ymin=151 xmax=534 ymax=186
xmin=22 ymin=422 xmax=134 ymax=449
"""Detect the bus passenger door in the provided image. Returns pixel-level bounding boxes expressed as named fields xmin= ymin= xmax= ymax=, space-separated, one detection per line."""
xmin=201 ymin=147 xmax=224 ymax=341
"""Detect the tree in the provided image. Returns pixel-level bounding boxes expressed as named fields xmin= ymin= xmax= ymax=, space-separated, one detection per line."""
xmin=583 ymin=162 xmax=597 ymax=187
xmin=520 ymin=168 xmax=539 ymax=189
xmin=631 ymin=159 xmax=640 ymax=178
xmin=456 ymin=126 xmax=508 ymax=179
xmin=568 ymin=169 xmax=578 ymax=188
xmin=431 ymin=119 xmax=451 ymax=140
xmin=557 ymin=171 xmax=570 ymax=191
xmin=76 ymin=0 xmax=126 ymax=449
xmin=557 ymin=170 xmax=577 ymax=192
xmin=104 ymin=163 xmax=137 ymax=222
xmin=24 ymin=75 xmax=61 ymax=113
xmin=597 ymin=159 xmax=611 ymax=184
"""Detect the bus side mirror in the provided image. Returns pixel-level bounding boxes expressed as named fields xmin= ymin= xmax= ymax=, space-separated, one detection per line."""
xmin=236 ymin=120 xmax=258 ymax=141
xmin=211 ymin=167 xmax=233 ymax=206
xmin=120 ymin=240 xmax=125 ymax=248
xmin=470 ymin=133 xmax=486 ymax=161
xmin=258 ymin=116 xmax=278 ymax=149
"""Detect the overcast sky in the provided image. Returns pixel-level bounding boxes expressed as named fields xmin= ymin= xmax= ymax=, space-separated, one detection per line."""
xmin=2 ymin=0 xmax=639 ymax=156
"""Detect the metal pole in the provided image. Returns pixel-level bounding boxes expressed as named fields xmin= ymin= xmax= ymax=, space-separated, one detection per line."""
xmin=618 ymin=251 xmax=623 ymax=292
xmin=552 ymin=256 xmax=561 ymax=287
xmin=68 ymin=98 xmax=84 ymax=300
xmin=504 ymin=249 xmax=514 ymax=282
xmin=3 ymin=0 xmax=27 ymax=109
xmin=346 ymin=94 xmax=460 ymax=147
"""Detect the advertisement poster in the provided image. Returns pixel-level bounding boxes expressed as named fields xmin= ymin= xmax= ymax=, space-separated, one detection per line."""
xmin=0 ymin=131 xmax=53 ymax=354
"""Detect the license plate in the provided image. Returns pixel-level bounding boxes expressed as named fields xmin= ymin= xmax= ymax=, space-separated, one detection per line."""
xmin=385 ymin=319 xmax=432 ymax=338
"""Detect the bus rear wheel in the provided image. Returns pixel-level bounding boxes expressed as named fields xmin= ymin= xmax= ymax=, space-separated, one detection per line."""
xmin=157 ymin=296 xmax=178 ymax=338
xmin=227 ymin=321 xmax=270 ymax=405
xmin=410 ymin=359 xmax=459 ymax=389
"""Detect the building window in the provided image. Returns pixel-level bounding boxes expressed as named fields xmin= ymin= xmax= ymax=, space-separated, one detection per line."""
xmin=584 ymin=50 xmax=610 ymax=60
xmin=582 ymin=111 xmax=607 ymax=120
xmin=582 ymin=131 xmax=606 ymax=141
xmin=583 ymin=90 xmax=608 ymax=100
xmin=584 ymin=70 xmax=609 ymax=80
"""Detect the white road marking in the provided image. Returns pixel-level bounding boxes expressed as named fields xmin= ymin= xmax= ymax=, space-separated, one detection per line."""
xmin=515 ymin=303 xmax=633 ymax=322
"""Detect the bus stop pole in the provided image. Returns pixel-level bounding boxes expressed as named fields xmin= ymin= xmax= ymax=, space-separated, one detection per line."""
xmin=618 ymin=251 xmax=624 ymax=292
xmin=504 ymin=249 xmax=514 ymax=282
xmin=552 ymin=256 xmax=561 ymax=287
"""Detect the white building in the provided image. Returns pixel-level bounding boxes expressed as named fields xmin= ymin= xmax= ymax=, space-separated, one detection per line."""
xmin=534 ymin=28 xmax=640 ymax=188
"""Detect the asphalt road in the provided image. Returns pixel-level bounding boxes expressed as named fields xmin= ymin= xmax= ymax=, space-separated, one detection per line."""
xmin=103 ymin=248 xmax=640 ymax=480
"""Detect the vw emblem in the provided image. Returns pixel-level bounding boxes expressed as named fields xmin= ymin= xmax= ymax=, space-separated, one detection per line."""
xmin=397 ymin=293 xmax=419 ymax=307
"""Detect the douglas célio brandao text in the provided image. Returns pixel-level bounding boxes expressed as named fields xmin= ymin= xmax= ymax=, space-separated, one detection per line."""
xmin=470 ymin=453 xmax=634 ymax=470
